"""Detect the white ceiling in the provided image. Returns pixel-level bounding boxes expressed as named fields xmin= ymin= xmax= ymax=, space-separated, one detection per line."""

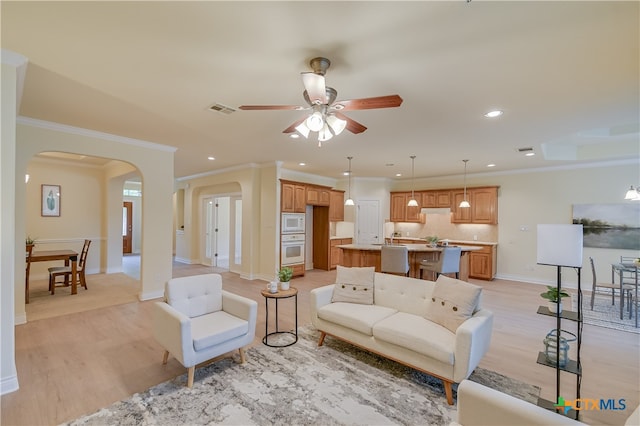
xmin=3 ymin=1 xmax=638 ymax=181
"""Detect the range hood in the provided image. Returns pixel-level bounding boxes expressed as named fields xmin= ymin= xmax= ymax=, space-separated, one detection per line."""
xmin=420 ymin=207 xmax=452 ymax=215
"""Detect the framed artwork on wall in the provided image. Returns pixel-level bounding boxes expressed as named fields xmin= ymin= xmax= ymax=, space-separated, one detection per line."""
xmin=572 ymin=203 xmax=640 ymax=250
xmin=41 ymin=184 xmax=61 ymax=217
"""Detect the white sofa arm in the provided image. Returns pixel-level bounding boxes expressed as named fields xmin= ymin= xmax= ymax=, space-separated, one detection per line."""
xmin=152 ymin=301 xmax=193 ymax=366
xmin=456 ymin=379 xmax=586 ymax=426
xmin=310 ymin=284 xmax=335 ymax=324
xmin=222 ymin=290 xmax=258 ymax=324
xmin=453 ymin=309 xmax=494 ymax=382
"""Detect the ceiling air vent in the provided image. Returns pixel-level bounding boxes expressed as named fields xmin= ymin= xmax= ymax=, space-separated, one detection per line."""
xmin=517 ymin=147 xmax=534 ymax=153
xmin=208 ymin=103 xmax=236 ymax=115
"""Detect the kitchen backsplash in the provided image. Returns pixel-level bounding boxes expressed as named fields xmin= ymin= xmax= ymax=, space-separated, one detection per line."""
xmin=391 ymin=214 xmax=498 ymax=242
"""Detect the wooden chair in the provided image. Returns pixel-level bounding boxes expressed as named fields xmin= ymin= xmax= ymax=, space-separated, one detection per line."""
xmin=25 ymin=244 xmax=34 ymax=304
xmin=420 ymin=246 xmax=461 ymax=280
xmin=49 ymin=239 xmax=91 ymax=294
xmin=589 ymin=257 xmax=633 ymax=310
xmin=381 ymin=245 xmax=409 ymax=276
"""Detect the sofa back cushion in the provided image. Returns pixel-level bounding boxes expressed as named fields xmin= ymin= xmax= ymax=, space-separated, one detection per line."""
xmin=373 ymin=272 xmax=434 ymax=316
xmin=332 ymin=266 xmax=375 ymax=305
xmin=166 ymin=273 xmax=223 ymax=318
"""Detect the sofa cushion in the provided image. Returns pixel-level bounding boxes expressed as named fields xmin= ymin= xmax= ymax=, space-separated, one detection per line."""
xmin=318 ymin=302 xmax=397 ymax=336
xmin=331 ymin=266 xmax=375 ymax=305
xmin=373 ymin=312 xmax=455 ymax=365
xmin=424 ymin=275 xmax=482 ymax=333
xmin=191 ymin=310 xmax=249 ymax=351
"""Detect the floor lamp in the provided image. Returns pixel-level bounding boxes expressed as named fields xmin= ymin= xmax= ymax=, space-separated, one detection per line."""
xmin=537 ymin=224 xmax=583 ymax=419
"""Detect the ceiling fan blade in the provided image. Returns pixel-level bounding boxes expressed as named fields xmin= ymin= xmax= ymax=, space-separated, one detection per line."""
xmin=333 ymin=95 xmax=403 ymax=111
xmin=334 ymin=112 xmax=367 ymax=134
xmin=301 ymin=72 xmax=327 ymax=105
xmin=239 ymin=105 xmax=304 ymax=111
xmin=282 ymin=116 xmax=308 ymax=134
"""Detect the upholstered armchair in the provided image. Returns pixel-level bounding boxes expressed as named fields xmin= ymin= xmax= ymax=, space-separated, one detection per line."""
xmin=152 ymin=273 xmax=258 ymax=387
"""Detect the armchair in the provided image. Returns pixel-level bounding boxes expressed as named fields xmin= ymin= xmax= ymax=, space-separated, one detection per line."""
xmin=152 ymin=273 xmax=258 ymax=387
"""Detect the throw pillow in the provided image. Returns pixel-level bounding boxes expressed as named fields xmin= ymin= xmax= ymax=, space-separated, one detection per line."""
xmin=424 ymin=275 xmax=482 ymax=332
xmin=331 ymin=266 xmax=375 ymax=305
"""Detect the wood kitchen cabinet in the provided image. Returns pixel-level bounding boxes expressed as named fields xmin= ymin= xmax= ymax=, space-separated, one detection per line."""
xmin=451 ymin=186 xmax=498 ymax=224
xmin=390 ymin=192 xmax=423 ymax=223
xmin=469 ymin=244 xmax=497 ymax=280
xmin=330 ymin=238 xmax=352 ymax=269
xmin=329 ymin=190 xmax=345 ymax=221
xmin=281 ymin=181 xmax=306 ymax=213
xmin=306 ymin=185 xmax=331 ymax=206
xmin=422 ymin=190 xmax=451 ymax=208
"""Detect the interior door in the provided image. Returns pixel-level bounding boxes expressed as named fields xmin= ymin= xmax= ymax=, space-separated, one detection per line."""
xmin=357 ymin=200 xmax=380 ymax=245
xmin=123 ymin=201 xmax=133 ymax=254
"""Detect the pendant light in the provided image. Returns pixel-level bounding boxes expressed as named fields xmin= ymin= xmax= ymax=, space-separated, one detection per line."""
xmin=407 ymin=155 xmax=419 ymax=207
xmin=459 ymin=159 xmax=471 ymax=208
xmin=345 ymin=156 xmax=355 ymax=206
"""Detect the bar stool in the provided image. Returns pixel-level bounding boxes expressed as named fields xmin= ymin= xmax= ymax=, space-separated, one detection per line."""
xmin=420 ymin=247 xmax=461 ymax=280
xmin=381 ymin=245 xmax=409 ymax=276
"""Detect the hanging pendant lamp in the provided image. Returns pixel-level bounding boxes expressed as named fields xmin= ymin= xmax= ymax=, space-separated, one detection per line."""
xmin=459 ymin=159 xmax=471 ymax=208
xmin=345 ymin=156 xmax=355 ymax=206
xmin=407 ymin=155 xmax=419 ymax=207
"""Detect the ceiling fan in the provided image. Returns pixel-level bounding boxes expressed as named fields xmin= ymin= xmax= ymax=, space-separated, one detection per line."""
xmin=239 ymin=57 xmax=403 ymax=146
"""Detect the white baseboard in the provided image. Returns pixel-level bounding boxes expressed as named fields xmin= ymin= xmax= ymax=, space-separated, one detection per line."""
xmin=139 ymin=289 xmax=164 ymax=301
xmin=173 ymin=257 xmax=191 ymax=264
xmin=14 ymin=312 xmax=26 ymax=325
xmin=0 ymin=374 xmax=19 ymax=395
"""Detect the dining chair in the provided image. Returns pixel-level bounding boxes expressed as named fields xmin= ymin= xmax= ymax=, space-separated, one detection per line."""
xmin=380 ymin=245 xmax=409 ymax=276
xmin=25 ymin=244 xmax=34 ymax=304
xmin=589 ymin=257 xmax=633 ymax=310
xmin=49 ymin=239 xmax=91 ymax=294
xmin=420 ymin=246 xmax=461 ymax=280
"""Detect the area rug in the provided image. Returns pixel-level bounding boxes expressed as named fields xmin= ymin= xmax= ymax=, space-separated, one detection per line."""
xmin=576 ymin=292 xmax=639 ymax=334
xmin=65 ymin=326 xmax=539 ymax=426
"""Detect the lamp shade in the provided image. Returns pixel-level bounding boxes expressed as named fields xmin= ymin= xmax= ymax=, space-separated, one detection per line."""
xmin=326 ymin=114 xmax=347 ymax=135
xmin=536 ymin=224 xmax=583 ymax=267
xmin=295 ymin=122 xmax=310 ymax=138
xmin=459 ymin=200 xmax=470 ymax=208
xmin=306 ymin=111 xmax=324 ymax=132
xmin=344 ymin=198 xmax=354 ymax=206
xmin=318 ymin=123 xmax=334 ymax=142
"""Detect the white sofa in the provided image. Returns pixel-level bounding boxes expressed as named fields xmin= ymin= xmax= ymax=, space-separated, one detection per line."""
xmin=152 ymin=273 xmax=258 ymax=387
xmin=456 ymin=379 xmax=640 ymax=426
xmin=310 ymin=268 xmax=493 ymax=405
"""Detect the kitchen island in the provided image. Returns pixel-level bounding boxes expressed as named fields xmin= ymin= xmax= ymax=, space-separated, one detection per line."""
xmin=337 ymin=243 xmax=482 ymax=281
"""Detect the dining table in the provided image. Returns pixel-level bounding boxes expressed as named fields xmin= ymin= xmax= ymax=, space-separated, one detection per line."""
xmin=611 ymin=262 xmax=638 ymax=327
xmin=30 ymin=249 xmax=79 ymax=294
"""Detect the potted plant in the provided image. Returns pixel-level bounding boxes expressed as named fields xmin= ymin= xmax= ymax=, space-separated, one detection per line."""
xmin=25 ymin=236 xmax=36 ymax=249
xmin=424 ymin=236 xmax=439 ymax=248
xmin=540 ymin=285 xmax=570 ymax=313
xmin=278 ymin=267 xmax=293 ymax=290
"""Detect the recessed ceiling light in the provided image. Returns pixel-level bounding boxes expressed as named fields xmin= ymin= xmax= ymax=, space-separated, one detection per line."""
xmin=396 ymin=173 xmax=402 ymax=177
xmin=484 ymin=110 xmax=503 ymax=118
xmin=290 ymin=134 xmax=300 ymax=139
xmin=207 ymin=156 xmax=215 ymax=161
xmin=343 ymin=171 xmax=350 ymax=176
xmin=299 ymin=162 xmax=306 ymax=166
xmin=525 ymin=152 xmax=535 ymax=157
xmin=487 ymin=164 xmax=496 ymax=168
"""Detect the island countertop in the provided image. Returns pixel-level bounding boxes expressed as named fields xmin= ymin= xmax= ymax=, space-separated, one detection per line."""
xmin=337 ymin=244 xmax=482 ymax=281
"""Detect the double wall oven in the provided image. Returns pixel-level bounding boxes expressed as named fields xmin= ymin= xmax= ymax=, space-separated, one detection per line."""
xmin=281 ymin=213 xmax=305 ymax=268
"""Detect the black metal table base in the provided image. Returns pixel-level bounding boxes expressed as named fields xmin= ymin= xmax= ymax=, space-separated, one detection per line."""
xmin=262 ymin=289 xmax=298 ymax=348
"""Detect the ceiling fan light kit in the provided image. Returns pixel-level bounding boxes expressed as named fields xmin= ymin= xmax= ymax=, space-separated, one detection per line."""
xmin=239 ymin=57 xmax=403 ymax=146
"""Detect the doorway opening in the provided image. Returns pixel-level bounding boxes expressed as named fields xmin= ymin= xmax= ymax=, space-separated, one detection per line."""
xmin=202 ymin=194 xmax=242 ymax=272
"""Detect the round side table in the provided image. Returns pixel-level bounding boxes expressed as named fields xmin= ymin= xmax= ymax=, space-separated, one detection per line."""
xmin=261 ymin=287 xmax=298 ymax=347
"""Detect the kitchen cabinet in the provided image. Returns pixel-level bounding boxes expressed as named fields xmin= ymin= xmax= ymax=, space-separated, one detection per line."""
xmin=468 ymin=244 xmax=496 ymax=280
xmin=330 ymin=238 xmax=352 ymax=269
xmin=289 ymin=263 xmax=305 ymax=277
xmin=390 ymin=192 xmax=423 ymax=223
xmin=451 ymin=186 xmax=498 ymax=224
xmin=306 ymin=185 xmax=331 ymax=206
xmin=422 ymin=190 xmax=451 ymax=208
xmin=329 ymin=190 xmax=345 ymax=221
xmin=281 ymin=181 xmax=306 ymax=213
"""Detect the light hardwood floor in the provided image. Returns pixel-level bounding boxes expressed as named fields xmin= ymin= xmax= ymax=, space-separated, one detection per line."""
xmin=2 ymin=263 xmax=639 ymax=426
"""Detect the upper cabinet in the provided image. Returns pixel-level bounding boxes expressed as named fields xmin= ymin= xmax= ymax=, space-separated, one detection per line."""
xmin=422 ymin=190 xmax=451 ymax=208
xmin=390 ymin=186 xmax=498 ymax=224
xmin=306 ymin=185 xmax=331 ymax=206
xmin=329 ymin=190 xmax=345 ymax=221
xmin=451 ymin=186 xmax=498 ymax=224
xmin=390 ymin=192 xmax=424 ymax=223
xmin=281 ymin=181 xmax=306 ymax=213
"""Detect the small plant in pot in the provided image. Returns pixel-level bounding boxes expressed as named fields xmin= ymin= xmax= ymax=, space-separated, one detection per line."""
xmin=278 ymin=267 xmax=293 ymax=290
xmin=25 ymin=236 xmax=36 ymax=247
xmin=424 ymin=235 xmax=439 ymax=248
xmin=540 ymin=286 xmax=570 ymax=314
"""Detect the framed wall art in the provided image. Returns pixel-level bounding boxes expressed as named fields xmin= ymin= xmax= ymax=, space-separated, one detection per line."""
xmin=41 ymin=184 xmax=61 ymax=217
xmin=572 ymin=203 xmax=640 ymax=250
